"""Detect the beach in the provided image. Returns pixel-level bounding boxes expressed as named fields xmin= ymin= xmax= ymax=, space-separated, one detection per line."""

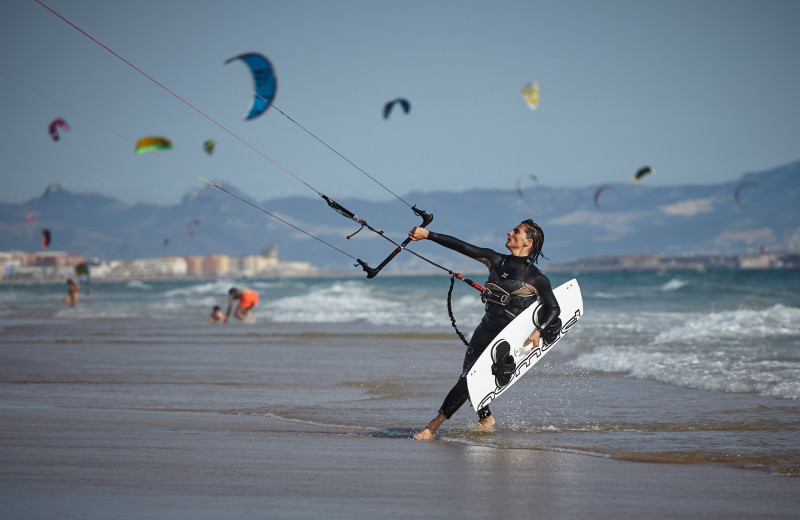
xmin=1 ymin=272 xmax=800 ymax=518
xmin=3 ymin=406 xmax=799 ymax=520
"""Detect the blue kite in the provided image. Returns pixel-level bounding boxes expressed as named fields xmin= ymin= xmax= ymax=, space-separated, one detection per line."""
xmin=225 ymin=52 xmax=277 ymax=120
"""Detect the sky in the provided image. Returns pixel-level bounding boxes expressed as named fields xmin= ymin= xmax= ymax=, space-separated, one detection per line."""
xmin=2 ymin=0 xmax=799 ymax=206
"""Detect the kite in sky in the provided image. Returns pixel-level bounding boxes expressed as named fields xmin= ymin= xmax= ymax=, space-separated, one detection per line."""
xmin=41 ymin=229 xmax=52 ymax=249
xmin=203 ymin=139 xmax=216 ymax=155
xmin=593 ymin=185 xmax=613 ymax=208
xmin=515 ymin=174 xmax=538 ymax=199
xmin=186 ymin=219 xmax=200 ymax=238
xmin=634 ymin=166 xmax=654 ymax=182
xmin=48 ymin=118 xmax=70 ymax=141
xmin=734 ymin=180 xmax=758 ymax=208
xmin=383 ymin=98 xmax=410 ymax=119
xmin=225 ymin=52 xmax=277 ymax=120
xmin=522 ymin=80 xmax=539 ymax=111
xmin=43 ymin=183 xmax=62 ymax=197
xmin=136 ymin=136 xmax=173 ymax=155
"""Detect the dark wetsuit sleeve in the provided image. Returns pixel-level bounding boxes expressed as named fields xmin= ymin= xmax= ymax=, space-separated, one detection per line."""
xmin=427 ymin=232 xmax=503 ymax=267
xmin=529 ymin=273 xmax=560 ymax=331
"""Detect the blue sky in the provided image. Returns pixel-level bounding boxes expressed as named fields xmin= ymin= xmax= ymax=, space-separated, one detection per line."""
xmin=2 ymin=0 xmax=799 ymax=206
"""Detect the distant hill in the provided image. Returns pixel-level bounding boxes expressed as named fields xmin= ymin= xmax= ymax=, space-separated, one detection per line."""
xmin=1 ymin=161 xmax=798 ymax=273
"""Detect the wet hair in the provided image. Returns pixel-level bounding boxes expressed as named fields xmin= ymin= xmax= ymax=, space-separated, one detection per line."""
xmin=229 ymin=287 xmax=237 ymax=295
xmin=520 ymin=219 xmax=547 ymax=264
xmin=213 ymin=305 xmax=221 ymax=311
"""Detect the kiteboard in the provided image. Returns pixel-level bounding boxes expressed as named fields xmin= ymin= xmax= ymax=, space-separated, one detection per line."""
xmin=466 ymin=278 xmax=583 ymax=411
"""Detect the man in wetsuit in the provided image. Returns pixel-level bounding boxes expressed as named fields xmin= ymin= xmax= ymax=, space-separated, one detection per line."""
xmin=226 ymin=287 xmax=260 ymax=322
xmin=408 ymin=220 xmax=561 ymax=440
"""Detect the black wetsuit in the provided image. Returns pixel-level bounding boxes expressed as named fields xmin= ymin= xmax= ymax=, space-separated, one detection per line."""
xmin=427 ymin=232 xmax=561 ymax=420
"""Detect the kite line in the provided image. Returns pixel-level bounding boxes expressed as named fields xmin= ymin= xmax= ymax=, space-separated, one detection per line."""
xmin=32 ymin=0 xmax=488 ymax=291
xmin=33 ymin=0 xmax=431 ymax=277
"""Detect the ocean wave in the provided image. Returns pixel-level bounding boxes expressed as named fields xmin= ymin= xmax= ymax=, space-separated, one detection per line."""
xmin=571 ymin=346 xmax=800 ymax=400
xmin=265 ymin=280 xmax=482 ymax=328
xmin=162 ymin=279 xmax=230 ymax=298
xmin=653 ymin=303 xmax=800 ymax=343
xmin=126 ymin=280 xmax=152 ymax=290
xmin=589 ymin=291 xmax=624 ymax=299
xmin=661 ymin=278 xmax=689 ymax=292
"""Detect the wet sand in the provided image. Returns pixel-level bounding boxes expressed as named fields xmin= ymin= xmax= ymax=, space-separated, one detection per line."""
xmin=2 ymin=405 xmax=799 ymax=519
xmin=1 ymin=316 xmax=800 ymax=519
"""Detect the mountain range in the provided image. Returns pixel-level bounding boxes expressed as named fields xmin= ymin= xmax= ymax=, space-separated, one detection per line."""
xmin=1 ymin=161 xmax=798 ymax=273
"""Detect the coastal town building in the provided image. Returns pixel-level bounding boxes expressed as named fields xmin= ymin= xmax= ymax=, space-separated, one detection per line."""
xmin=0 ymin=247 xmax=316 ymax=282
xmin=2 ymin=248 xmax=799 ymax=282
xmin=184 ymin=256 xmax=204 ymax=276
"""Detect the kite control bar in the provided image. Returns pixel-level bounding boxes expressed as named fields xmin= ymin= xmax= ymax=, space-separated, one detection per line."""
xmin=319 ymin=194 xmax=433 ymax=278
xmin=357 ymin=205 xmax=433 ymax=278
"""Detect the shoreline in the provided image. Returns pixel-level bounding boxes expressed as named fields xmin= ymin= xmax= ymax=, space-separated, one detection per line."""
xmin=2 ymin=406 xmax=799 ymax=519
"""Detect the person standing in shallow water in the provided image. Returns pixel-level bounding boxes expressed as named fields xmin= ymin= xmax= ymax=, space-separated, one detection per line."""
xmin=408 ymin=220 xmax=561 ymax=440
xmin=225 ymin=287 xmax=259 ymax=322
xmin=63 ymin=278 xmax=79 ymax=307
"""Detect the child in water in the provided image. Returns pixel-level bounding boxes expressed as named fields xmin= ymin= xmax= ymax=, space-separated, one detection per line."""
xmin=209 ymin=305 xmax=226 ymax=323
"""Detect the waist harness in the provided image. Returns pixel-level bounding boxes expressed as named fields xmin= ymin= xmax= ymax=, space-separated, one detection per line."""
xmin=481 ymin=258 xmax=538 ymax=320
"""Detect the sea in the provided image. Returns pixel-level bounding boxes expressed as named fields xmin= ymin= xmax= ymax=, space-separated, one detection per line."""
xmin=1 ymin=268 xmax=799 ymax=477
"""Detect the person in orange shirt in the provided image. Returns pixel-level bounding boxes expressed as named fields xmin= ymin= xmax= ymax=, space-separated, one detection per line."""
xmin=225 ymin=287 xmax=259 ymax=322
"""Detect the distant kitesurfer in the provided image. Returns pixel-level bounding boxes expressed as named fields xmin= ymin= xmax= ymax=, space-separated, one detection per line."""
xmin=226 ymin=287 xmax=259 ymax=321
xmin=209 ymin=305 xmax=226 ymax=323
xmin=408 ymin=220 xmax=561 ymax=440
xmin=63 ymin=278 xmax=79 ymax=307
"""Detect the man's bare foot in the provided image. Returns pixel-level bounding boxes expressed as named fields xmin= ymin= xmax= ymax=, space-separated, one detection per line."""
xmin=413 ymin=413 xmax=446 ymax=441
xmin=472 ymin=415 xmax=495 ymax=432
xmin=413 ymin=428 xmax=435 ymax=440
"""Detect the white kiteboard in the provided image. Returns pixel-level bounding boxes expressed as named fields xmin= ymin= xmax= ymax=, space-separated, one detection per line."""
xmin=466 ymin=278 xmax=583 ymax=411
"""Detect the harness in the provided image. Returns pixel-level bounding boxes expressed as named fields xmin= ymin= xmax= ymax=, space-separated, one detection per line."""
xmin=481 ymin=282 xmax=537 ymax=318
xmin=446 ymin=256 xmax=539 ymax=346
xmin=481 ymin=258 xmax=538 ymax=321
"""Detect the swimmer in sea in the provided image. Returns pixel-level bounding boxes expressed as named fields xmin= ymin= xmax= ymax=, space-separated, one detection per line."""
xmin=209 ymin=305 xmax=226 ymax=323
